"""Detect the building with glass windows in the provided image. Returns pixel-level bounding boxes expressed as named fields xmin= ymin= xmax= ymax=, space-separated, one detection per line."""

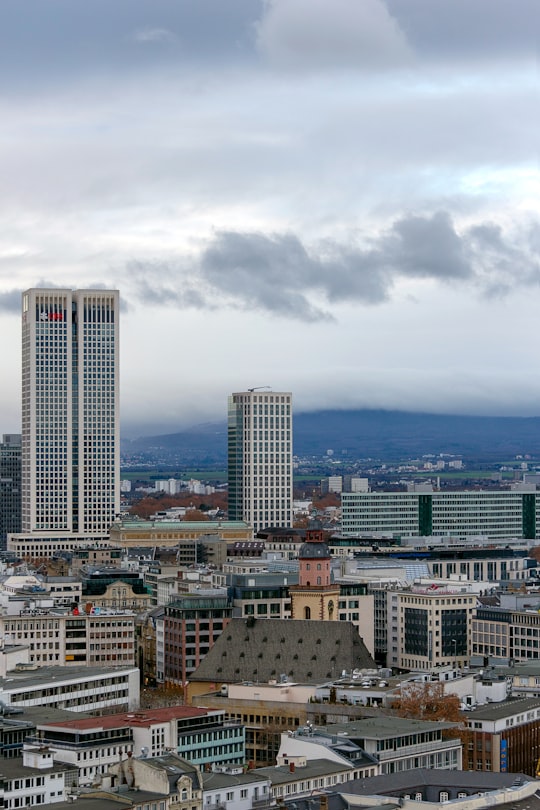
xmin=0 ymin=434 xmax=21 ymax=549
xmin=228 ymin=390 xmax=292 ymax=532
xmin=341 ymin=490 xmax=539 ymax=540
xmin=9 ymin=289 xmax=119 ymax=556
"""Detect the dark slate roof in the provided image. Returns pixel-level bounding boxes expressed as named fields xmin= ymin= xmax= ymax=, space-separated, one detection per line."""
xmin=282 ymin=771 xmax=537 ymax=810
xmin=298 ymin=541 xmax=330 ymax=559
xmin=341 ymin=769 xmax=533 ymax=796
xmin=189 ymin=619 xmax=375 ymax=683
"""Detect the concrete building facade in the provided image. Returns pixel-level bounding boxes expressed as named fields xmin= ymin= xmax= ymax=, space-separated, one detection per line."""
xmin=341 ymin=490 xmax=539 ymax=539
xmin=228 ymin=390 xmax=293 ymax=532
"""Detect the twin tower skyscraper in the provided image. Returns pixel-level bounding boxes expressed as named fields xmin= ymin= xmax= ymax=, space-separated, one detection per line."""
xmin=9 ymin=288 xmax=292 ymax=557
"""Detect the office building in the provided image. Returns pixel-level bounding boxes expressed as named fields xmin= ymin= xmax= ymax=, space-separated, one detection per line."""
xmin=341 ymin=489 xmax=539 ymax=539
xmin=161 ymin=593 xmax=233 ymax=686
xmin=1 ymin=607 xmax=136 ymax=667
xmin=0 ymin=665 xmax=139 ymax=712
xmin=10 ymin=289 xmax=119 ymax=555
xmin=394 ymin=585 xmax=476 ymax=671
xmin=228 ymin=390 xmax=292 ymax=532
xmin=463 ymin=698 xmax=540 ymax=775
xmin=0 ymin=434 xmax=21 ymax=548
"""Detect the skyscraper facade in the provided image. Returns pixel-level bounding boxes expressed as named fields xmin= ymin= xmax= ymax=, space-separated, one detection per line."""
xmin=228 ymin=390 xmax=292 ymax=532
xmin=20 ymin=288 xmax=119 ymax=539
xmin=0 ymin=434 xmax=21 ymax=548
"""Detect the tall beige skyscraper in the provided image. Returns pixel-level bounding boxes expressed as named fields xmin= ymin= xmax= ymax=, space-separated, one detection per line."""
xmin=20 ymin=288 xmax=120 ymax=542
xmin=228 ymin=390 xmax=293 ymax=532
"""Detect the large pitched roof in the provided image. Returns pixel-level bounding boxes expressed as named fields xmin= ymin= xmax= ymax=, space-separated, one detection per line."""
xmin=189 ymin=619 xmax=375 ymax=683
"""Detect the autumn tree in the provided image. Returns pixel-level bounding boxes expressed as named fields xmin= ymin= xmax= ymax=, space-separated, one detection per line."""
xmin=184 ymin=509 xmax=209 ymax=521
xmin=392 ymin=681 xmax=470 ymax=745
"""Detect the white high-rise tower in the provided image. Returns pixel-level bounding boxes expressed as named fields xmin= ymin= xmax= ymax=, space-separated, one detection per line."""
xmin=228 ymin=390 xmax=293 ymax=532
xmin=19 ymin=288 xmax=119 ymax=544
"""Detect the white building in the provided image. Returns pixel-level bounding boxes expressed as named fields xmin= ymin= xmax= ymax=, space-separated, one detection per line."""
xmin=228 ymin=391 xmax=293 ymax=532
xmin=11 ymin=288 xmax=120 ymax=555
xmin=2 ymin=745 xmax=78 ymax=810
xmin=202 ymin=766 xmax=273 ymax=810
xmin=0 ymin=665 xmax=139 ymax=712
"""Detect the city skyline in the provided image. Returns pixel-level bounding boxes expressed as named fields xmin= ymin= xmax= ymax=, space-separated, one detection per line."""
xmin=0 ymin=1 xmax=536 ymax=436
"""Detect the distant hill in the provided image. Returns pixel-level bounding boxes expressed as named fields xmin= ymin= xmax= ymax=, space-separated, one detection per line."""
xmin=121 ymin=409 xmax=540 ymax=464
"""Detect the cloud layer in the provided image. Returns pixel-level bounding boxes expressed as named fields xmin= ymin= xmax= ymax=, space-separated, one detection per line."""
xmin=0 ymin=0 xmax=537 ymax=432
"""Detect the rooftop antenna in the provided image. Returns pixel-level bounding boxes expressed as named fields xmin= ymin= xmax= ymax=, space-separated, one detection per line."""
xmin=248 ymin=386 xmax=272 ymax=392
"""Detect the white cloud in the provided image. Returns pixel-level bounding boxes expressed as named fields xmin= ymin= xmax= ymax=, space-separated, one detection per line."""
xmin=131 ymin=27 xmax=178 ymax=45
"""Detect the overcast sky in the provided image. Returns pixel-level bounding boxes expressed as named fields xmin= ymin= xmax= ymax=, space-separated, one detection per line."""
xmin=0 ymin=0 xmax=537 ymax=436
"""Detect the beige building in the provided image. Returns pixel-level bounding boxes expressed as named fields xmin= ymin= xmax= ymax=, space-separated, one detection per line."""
xmin=395 ymin=586 xmax=476 ymax=670
xmin=1 ymin=608 xmax=136 ymax=667
xmin=109 ymin=519 xmax=252 ymax=549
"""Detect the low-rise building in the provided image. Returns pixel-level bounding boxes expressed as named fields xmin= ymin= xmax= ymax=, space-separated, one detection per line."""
xmin=186 ymin=619 xmax=375 ymax=704
xmin=280 ymin=714 xmax=462 ymax=776
xmin=463 ymin=697 xmax=540 ymax=775
xmin=2 ymin=744 xmax=78 ymax=810
xmin=255 ymin=757 xmax=362 ymax=804
xmin=202 ymin=766 xmax=275 ymax=810
xmin=106 ymin=753 xmax=203 ymax=810
xmin=29 ymin=705 xmax=246 ymax=783
xmin=0 ymin=665 xmax=139 ymax=712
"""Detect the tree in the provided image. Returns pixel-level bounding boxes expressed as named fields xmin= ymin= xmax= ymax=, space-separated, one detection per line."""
xmin=392 ymin=681 xmax=470 ymax=744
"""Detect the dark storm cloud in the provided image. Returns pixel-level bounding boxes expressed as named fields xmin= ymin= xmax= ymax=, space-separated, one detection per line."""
xmin=123 ymin=212 xmax=537 ymax=322
xmin=0 ymin=290 xmax=23 ymax=313
xmin=384 ymin=212 xmax=471 ymax=280
xmin=199 ymin=212 xmax=472 ymax=316
xmin=126 ymin=261 xmax=209 ymax=310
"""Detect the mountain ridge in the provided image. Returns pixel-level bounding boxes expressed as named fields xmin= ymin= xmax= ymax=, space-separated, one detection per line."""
xmin=121 ymin=409 xmax=540 ymax=463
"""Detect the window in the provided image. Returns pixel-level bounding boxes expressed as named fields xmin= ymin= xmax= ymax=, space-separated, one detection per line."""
xmin=439 ymin=792 xmax=449 ymax=802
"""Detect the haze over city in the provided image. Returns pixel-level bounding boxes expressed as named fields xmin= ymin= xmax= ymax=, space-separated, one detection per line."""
xmin=0 ymin=0 xmax=536 ymax=437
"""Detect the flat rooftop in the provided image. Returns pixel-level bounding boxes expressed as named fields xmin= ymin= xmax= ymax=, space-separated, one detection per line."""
xmin=466 ymin=697 xmax=540 ymax=721
xmin=39 ymin=706 xmax=212 ymax=731
xmin=0 ymin=664 xmax=137 ymax=690
xmin=320 ymin=716 xmax=457 ymax=738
